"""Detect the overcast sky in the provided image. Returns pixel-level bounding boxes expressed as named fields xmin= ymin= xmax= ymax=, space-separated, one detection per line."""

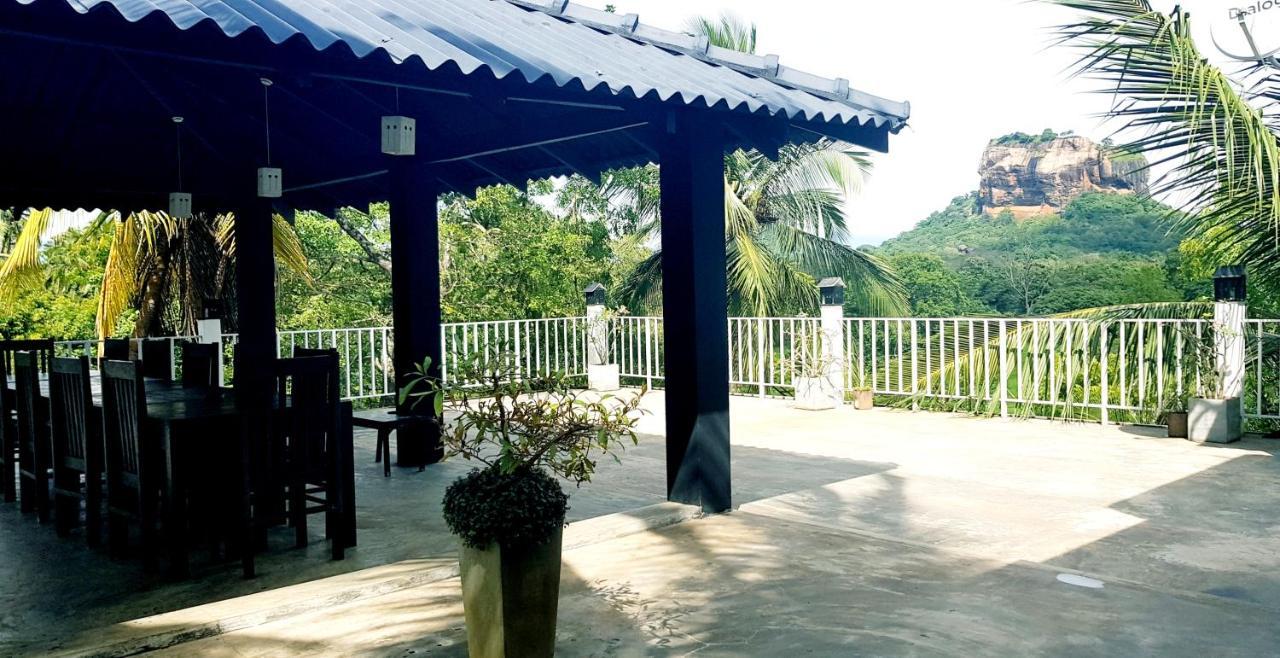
xmin=603 ymin=0 xmax=1265 ymax=245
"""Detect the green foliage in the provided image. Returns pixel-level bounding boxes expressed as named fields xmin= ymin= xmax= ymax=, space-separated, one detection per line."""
xmin=277 ymin=208 xmax=392 ymax=330
xmin=443 ymin=465 xmax=569 ymax=550
xmin=402 ymin=348 xmax=644 ymax=549
xmin=0 ymin=225 xmax=134 ymax=339
xmin=879 ymin=192 xmax=1193 ymax=316
xmin=990 ymin=128 xmax=1062 ymax=146
xmin=887 ymin=253 xmax=989 ymax=317
xmin=440 ymin=186 xmax=614 ymax=321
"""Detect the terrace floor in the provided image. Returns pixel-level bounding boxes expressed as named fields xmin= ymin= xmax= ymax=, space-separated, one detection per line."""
xmin=7 ymin=393 xmax=1280 ymax=656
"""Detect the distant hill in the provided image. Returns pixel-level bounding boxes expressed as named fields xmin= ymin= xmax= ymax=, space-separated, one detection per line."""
xmin=880 ymin=191 xmax=1180 ymax=260
xmin=874 ymin=191 xmax=1200 ymax=316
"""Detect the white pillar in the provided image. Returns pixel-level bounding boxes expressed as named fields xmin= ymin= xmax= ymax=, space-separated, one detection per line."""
xmin=818 ymin=278 xmax=846 ymax=404
xmin=1215 ymin=300 xmax=1246 ymax=401
xmin=196 ymin=317 xmax=224 ymax=385
xmin=584 ymin=283 xmax=619 ymax=391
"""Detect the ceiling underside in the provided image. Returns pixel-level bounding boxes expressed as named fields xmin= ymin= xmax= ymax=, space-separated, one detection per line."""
xmin=0 ymin=0 xmax=907 ymax=212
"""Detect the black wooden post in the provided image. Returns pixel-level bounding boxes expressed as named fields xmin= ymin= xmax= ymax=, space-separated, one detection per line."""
xmin=660 ymin=111 xmax=731 ymax=513
xmin=389 ymin=159 xmax=444 ymax=466
xmin=234 ymin=196 xmax=278 ymax=407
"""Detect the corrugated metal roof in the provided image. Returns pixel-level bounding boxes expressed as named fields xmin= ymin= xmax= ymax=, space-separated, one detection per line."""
xmin=17 ymin=0 xmax=909 ymax=132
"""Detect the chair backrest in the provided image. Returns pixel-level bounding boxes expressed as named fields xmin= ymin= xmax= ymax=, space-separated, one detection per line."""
xmin=49 ymin=356 xmax=93 ymax=466
xmin=101 ymin=360 xmax=146 ymax=483
xmin=276 ymin=355 xmax=340 ymax=474
xmin=12 ymin=352 xmax=47 ymax=475
xmin=180 ymin=341 xmax=220 ymax=389
xmin=101 ymin=339 xmax=130 ymax=362
xmin=140 ymin=340 xmax=172 ymax=381
xmin=1 ymin=339 xmax=55 ymax=376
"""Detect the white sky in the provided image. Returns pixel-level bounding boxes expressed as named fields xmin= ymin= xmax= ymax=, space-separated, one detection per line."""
xmin=603 ymin=0 xmax=1269 ymax=245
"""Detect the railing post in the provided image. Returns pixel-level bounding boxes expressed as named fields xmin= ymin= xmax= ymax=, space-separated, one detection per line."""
xmin=756 ymin=318 xmax=766 ymax=398
xmin=819 ymin=278 xmax=846 ymax=406
xmin=1205 ymin=265 xmax=1246 ymax=442
xmin=196 ymin=309 xmax=224 ymax=387
xmin=1100 ymin=322 xmax=1109 ymax=425
xmin=998 ymin=319 xmax=1008 ymax=418
xmin=585 ymin=283 xmax=619 ymax=391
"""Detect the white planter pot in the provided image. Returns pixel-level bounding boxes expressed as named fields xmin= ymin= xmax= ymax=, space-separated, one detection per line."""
xmin=793 ymin=376 xmax=840 ymax=411
xmin=588 ymin=363 xmax=620 ymax=392
xmin=1187 ymin=396 xmax=1243 ymax=444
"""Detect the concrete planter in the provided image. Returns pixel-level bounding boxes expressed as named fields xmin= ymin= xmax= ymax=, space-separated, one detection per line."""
xmin=1166 ymin=411 xmax=1188 ymax=439
xmin=459 ymin=528 xmax=563 ymax=658
xmin=793 ymin=376 xmax=840 ymax=411
xmin=852 ymin=389 xmax=874 ymax=410
xmin=1187 ymin=397 xmax=1242 ymax=444
xmin=587 ymin=363 xmax=620 ymax=392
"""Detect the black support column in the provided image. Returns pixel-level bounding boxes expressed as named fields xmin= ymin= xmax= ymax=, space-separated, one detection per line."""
xmin=234 ymin=196 xmax=279 ymax=408
xmin=660 ymin=111 xmax=731 ymax=513
xmin=389 ymin=159 xmax=444 ymax=465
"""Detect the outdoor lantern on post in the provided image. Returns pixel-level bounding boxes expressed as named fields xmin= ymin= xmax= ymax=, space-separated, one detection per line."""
xmin=1214 ymin=265 xmax=1246 ymax=302
xmin=818 ymin=277 xmax=846 ymax=306
xmin=381 ymin=116 xmax=417 ymax=156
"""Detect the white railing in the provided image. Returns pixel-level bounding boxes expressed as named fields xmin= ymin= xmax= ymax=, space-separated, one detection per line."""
xmin=612 ymin=315 xmax=1232 ymax=423
xmin=56 ymin=318 xmax=589 ymax=402
xmin=52 ymin=313 xmax=1277 ymax=422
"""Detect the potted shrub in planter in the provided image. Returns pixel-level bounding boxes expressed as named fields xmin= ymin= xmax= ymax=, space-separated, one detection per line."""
xmin=400 ymin=350 xmax=644 ymax=658
xmin=1186 ymin=335 xmax=1242 ymax=444
xmin=791 ymin=323 xmax=841 ymax=411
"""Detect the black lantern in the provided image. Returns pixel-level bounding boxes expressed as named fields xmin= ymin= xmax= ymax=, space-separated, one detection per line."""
xmin=1214 ymin=265 xmax=1246 ymax=302
xmin=202 ymin=298 xmax=224 ymax=320
xmin=583 ymin=282 xmax=607 ymax=306
xmin=818 ymin=277 xmax=845 ymax=306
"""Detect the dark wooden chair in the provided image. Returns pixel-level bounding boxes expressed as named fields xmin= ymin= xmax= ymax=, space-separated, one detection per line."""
xmin=0 ymin=357 xmax=11 ymax=504
xmin=140 ymin=340 xmax=173 ymax=381
xmin=13 ymin=351 xmax=51 ymax=522
xmin=180 ymin=342 xmax=220 ymax=389
xmin=101 ymin=360 xmax=160 ymax=567
xmin=276 ymin=354 xmax=345 ymax=559
xmin=49 ymin=356 xmax=101 ymax=543
xmin=1 ymin=339 xmax=53 ymax=504
xmin=102 ymin=339 xmax=130 ymax=362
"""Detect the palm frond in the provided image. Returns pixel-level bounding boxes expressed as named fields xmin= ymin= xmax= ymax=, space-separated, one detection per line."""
xmin=0 ymin=208 xmax=78 ymax=302
xmin=1050 ymin=0 xmax=1280 ymax=286
xmin=757 ymin=222 xmax=908 ymax=316
xmin=687 ymin=13 xmax=757 ymax=54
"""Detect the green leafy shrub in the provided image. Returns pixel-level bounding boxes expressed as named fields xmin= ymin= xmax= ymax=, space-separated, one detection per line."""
xmin=443 ymin=466 xmax=569 ymax=550
xmin=401 ymin=347 xmax=645 ymax=550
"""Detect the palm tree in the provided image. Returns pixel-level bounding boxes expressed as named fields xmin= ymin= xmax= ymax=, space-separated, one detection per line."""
xmin=1049 ymin=0 xmax=1280 ymax=284
xmin=0 ymin=208 xmax=308 ymax=340
xmin=904 ymin=0 xmax=1280 ymax=421
xmin=609 ymin=13 xmax=906 ymax=317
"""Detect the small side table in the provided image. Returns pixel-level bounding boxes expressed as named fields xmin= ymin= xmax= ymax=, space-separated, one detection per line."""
xmin=351 ymin=409 xmax=439 ymax=476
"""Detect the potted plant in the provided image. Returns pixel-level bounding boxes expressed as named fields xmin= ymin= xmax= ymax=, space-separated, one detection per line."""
xmin=586 ymin=307 xmax=620 ymax=392
xmin=1186 ymin=332 xmax=1242 ymax=443
xmin=852 ymin=384 xmax=874 ymax=411
xmin=791 ymin=323 xmax=841 ymax=411
xmin=1164 ymin=393 xmax=1188 ymax=439
xmin=400 ymin=350 xmax=644 ymax=658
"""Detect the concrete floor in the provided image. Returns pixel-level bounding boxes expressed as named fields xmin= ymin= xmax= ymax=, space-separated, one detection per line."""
xmin=7 ymin=393 xmax=1280 ymax=656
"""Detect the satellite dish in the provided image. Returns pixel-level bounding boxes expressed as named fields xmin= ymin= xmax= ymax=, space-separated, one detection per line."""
xmin=1210 ymin=6 xmax=1280 ymax=65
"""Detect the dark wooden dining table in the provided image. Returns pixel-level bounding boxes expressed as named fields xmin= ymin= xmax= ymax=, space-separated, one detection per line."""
xmin=5 ymin=375 xmax=356 ymax=577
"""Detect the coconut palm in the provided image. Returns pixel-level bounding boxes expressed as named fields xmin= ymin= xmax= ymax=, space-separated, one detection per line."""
xmin=612 ymin=13 xmax=905 ymax=317
xmin=0 ymin=208 xmax=308 ymax=340
xmin=903 ymin=0 xmax=1280 ymax=420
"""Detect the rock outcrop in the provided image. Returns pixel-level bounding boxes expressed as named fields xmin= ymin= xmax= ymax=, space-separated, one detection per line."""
xmin=977 ymin=135 xmax=1147 ymax=219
